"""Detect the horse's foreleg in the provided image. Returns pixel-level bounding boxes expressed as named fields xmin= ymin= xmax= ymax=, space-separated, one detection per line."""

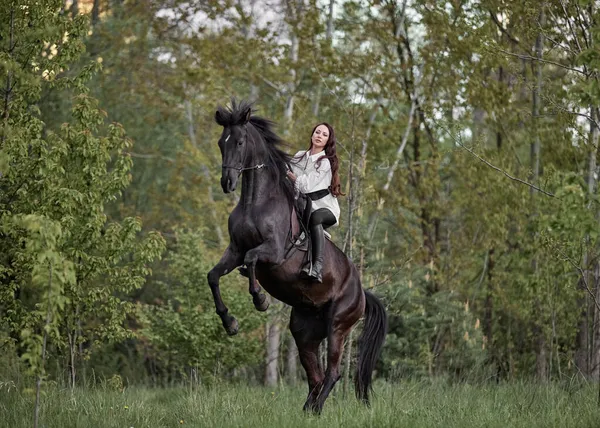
xmin=207 ymin=246 xmax=243 ymax=336
xmin=243 ymin=242 xmax=282 ymax=312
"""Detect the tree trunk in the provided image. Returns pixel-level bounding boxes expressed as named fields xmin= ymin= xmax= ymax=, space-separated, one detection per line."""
xmin=588 ymin=105 xmax=600 ymax=378
xmin=283 ymin=0 xmax=301 ymax=128
xmin=472 ymin=107 xmax=486 ymax=144
xmin=531 ymin=7 xmax=547 ymax=382
xmin=264 ymin=320 xmax=281 ymax=387
xmin=285 ymin=332 xmax=297 ymax=384
xmin=34 ymin=265 xmax=53 ymax=428
xmin=311 ymin=0 xmax=334 ymax=117
xmin=591 ymin=263 xmax=600 ymax=379
xmin=67 ymin=307 xmax=79 ymax=389
xmin=91 ymin=0 xmax=100 ymax=26
xmin=575 ymin=105 xmax=599 ymax=377
xmin=70 ymin=0 xmax=79 ymax=16
xmin=367 ymin=97 xmax=415 ymax=240
xmin=496 ymin=66 xmax=503 ymax=150
xmin=574 ymin=288 xmax=590 ymax=377
xmin=181 ymin=73 xmax=225 ymax=246
xmin=484 ymin=248 xmax=494 ymax=370
xmin=1 ymin=6 xmax=14 ymax=148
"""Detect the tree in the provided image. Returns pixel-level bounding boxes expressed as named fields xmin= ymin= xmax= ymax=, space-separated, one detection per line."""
xmin=0 ymin=0 xmax=164 ymax=399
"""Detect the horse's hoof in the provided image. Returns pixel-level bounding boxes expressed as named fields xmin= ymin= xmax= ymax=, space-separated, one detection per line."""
xmin=253 ymin=293 xmax=269 ymax=312
xmin=225 ymin=317 xmax=239 ymax=336
xmin=302 ymin=402 xmax=321 ymax=415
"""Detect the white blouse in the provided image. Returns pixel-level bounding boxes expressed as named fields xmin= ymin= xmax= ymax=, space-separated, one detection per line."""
xmin=290 ymin=150 xmax=341 ymax=225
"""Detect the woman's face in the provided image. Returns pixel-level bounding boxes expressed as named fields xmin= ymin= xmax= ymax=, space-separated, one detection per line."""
xmin=311 ymin=124 xmax=330 ymax=151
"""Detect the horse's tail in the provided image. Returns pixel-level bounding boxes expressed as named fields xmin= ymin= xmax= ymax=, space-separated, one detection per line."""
xmin=354 ymin=289 xmax=387 ymax=404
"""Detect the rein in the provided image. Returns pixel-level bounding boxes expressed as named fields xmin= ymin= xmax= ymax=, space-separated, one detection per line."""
xmin=221 ymin=163 xmax=267 ymax=172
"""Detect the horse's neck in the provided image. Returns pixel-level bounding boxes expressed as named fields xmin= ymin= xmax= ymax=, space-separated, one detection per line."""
xmin=239 ymin=134 xmax=289 ymax=213
xmin=240 ymin=168 xmax=273 ymax=209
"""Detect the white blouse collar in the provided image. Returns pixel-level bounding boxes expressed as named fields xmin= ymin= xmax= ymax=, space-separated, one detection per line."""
xmin=306 ymin=150 xmax=325 ymax=161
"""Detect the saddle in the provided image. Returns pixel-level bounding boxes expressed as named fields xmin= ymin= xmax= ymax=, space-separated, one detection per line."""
xmin=291 ymin=193 xmax=311 ymax=247
xmin=290 ymin=194 xmax=331 ymax=245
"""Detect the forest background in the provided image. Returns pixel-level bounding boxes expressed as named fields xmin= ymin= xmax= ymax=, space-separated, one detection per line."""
xmin=2 ymin=0 xmax=600 ymax=401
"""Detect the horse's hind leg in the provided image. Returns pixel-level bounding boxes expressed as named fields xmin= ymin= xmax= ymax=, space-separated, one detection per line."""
xmin=311 ymin=282 xmax=365 ymax=413
xmin=207 ymin=245 xmax=243 ymax=336
xmin=290 ymin=308 xmax=327 ymax=412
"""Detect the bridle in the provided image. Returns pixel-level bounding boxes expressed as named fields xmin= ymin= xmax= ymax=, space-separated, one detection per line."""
xmin=220 ymin=124 xmax=267 ymax=173
xmin=221 ymin=163 xmax=266 ymax=172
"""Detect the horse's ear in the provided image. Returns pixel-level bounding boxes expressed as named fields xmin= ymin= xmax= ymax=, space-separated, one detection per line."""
xmin=243 ymin=107 xmax=252 ymax=124
xmin=215 ymin=110 xmax=223 ymax=126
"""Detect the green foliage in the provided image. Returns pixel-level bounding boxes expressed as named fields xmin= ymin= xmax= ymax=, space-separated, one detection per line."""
xmin=6 ymin=215 xmax=75 ymax=377
xmin=135 ymin=230 xmax=263 ymax=384
xmin=379 ymin=268 xmax=486 ymax=380
xmin=3 ymin=0 xmax=600 ymax=388
xmin=0 ymin=0 xmax=164 ymax=386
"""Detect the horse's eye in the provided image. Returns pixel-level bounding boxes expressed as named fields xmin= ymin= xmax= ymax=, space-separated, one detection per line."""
xmin=238 ymin=139 xmax=243 ymax=146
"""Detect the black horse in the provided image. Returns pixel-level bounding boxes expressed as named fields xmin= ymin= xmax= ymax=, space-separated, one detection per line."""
xmin=207 ymin=100 xmax=387 ymax=413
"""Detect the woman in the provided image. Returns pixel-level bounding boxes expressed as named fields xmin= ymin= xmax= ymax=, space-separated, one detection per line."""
xmin=287 ymin=123 xmax=343 ymax=283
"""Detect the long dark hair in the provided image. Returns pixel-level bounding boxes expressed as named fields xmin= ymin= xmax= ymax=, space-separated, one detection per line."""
xmin=307 ymin=122 xmax=344 ymax=197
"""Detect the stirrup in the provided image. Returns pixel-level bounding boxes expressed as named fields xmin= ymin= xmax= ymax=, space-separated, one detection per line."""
xmin=300 ymin=263 xmax=312 ymax=279
xmin=300 ymin=262 xmax=323 ymax=283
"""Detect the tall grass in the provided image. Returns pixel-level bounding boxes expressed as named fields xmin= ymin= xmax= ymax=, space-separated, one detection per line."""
xmin=1 ymin=380 xmax=598 ymax=428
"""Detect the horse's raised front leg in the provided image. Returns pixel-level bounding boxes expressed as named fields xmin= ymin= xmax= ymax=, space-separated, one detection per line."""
xmin=237 ymin=266 xmax=269 ymax=311
xmin=207 ymin=245 xmax=244 ymax=336
xmin=249 ymin=276 xmax=269 ymax=312
xmin=243 ymin=241 xmax=282 ymax=312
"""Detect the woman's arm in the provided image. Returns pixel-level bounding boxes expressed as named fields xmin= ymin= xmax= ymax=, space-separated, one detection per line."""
xmin=295 ymin=160 xmax=331 ymax=193
xmin=289 ymin=151 xmax=306 ymax=178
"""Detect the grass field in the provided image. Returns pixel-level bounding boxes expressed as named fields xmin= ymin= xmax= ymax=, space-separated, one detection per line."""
xmin=1 ymin=380 xmax=599 ymax=428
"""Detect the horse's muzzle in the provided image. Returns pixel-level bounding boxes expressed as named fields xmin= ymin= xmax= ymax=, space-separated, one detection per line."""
xmin=221 ymin=170 xmax=239 ymax=193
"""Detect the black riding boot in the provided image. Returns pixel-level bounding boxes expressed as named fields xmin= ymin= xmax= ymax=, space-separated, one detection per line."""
xmin=305 ymin=224 xmax=324 ymax=283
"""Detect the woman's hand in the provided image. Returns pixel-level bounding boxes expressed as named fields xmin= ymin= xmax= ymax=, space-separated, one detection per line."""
xmin=287 ymin=171 xmax=297 ymax=182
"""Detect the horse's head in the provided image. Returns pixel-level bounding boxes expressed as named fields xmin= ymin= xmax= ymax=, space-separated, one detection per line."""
xmin=215 ymin=103 xmax=252 ymax=193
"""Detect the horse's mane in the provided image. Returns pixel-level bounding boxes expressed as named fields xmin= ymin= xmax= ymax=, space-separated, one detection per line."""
xmin=216 ymin=99 xmax=296 ymax=207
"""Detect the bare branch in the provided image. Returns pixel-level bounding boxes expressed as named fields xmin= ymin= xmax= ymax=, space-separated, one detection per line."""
xmin=259 ymin=76 xmax=286 ymax=98
xmin=574 ymin=2 xmax=591 ymax=50
xmin=2 ymin=7 xmax=15 ymax=147
xmin=126 ymin=152 xmax=175 ymax=163
xmin=542 ymin=32 xmax=578 ymax=57
xmin=488 ymin=9 xmax=520 ymax=45
xmin=383 ymin=97 xmax=417 ymax=191
xmin=496 ymin=47 xmax=588 ymax=76
xmin=543 ymin=95 xmax=600 ymax=130
xmin=559 ymin=0 xmax=584 ymax=53
xmin=440 ymin=125 xmax=555 ymax=197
